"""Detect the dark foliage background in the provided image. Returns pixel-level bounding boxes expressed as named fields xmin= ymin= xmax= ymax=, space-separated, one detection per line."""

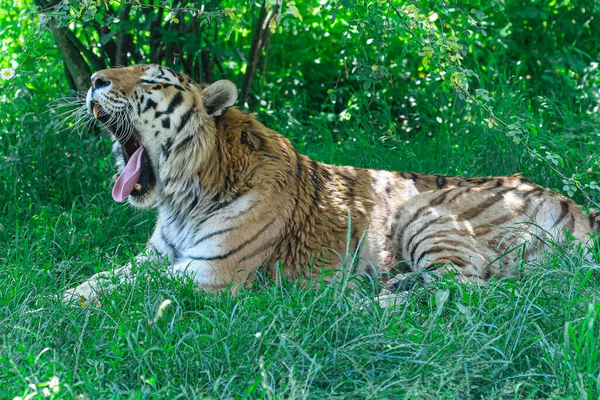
xmin=4 ymin=0 xmax=600 ymax=193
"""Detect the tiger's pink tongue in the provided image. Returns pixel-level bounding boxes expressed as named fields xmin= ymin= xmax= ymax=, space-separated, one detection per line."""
xmin=112 ymin=147 xmax=144 ymax=202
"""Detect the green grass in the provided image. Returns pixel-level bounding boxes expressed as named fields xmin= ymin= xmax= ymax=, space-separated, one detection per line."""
xmin=1 ymin=89 xmax=600 ymax=398
xmin=2 ymin=223 xmax=600 ymax=398
xmin=2 ymin=1 xmax=600 ymax=397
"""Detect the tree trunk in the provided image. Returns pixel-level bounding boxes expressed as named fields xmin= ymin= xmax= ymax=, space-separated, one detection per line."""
xmin=66 ymin=29 xmax=105 ymax=72
xmin=34 ymin=0 xmax=91 ymax=92
xmin=47 ymin=23 xmax=91 ymax=92
xmin=201 ymin=49 xmax=215 ymax=83
xmin=148 ymin=4 xmax=165 ymax=63
xmin=241 ymin=1 xmax=279 ymax=108
xmin=114 ymin=4 xmax=134 ymax=66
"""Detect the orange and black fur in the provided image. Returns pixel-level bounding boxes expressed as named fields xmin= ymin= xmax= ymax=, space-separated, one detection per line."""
xmin=64 ymin=64 xmax=598 ymax=302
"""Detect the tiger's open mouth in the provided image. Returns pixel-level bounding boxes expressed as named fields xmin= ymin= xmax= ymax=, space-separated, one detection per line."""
xmin=91 ymin=102 xmax=156 ymax=202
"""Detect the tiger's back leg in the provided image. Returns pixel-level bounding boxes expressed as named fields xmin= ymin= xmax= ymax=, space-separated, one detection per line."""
xmin=386 ymin=183 xmax=598 ymax=283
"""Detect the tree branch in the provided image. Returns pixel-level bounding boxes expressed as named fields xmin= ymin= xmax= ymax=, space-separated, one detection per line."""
xmin=241 ymin=1 xmax=279 ymax=106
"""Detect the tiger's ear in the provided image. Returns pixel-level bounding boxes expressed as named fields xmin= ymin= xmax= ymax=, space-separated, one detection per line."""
xmin=202 ymin=80 xmax=238 ymax=117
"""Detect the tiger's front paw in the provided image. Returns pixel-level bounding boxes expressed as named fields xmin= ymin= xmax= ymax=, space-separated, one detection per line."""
xmin=63 ymin=266 xmax=132 ymax=306
xmin=63 ymin=278 xmax=103 ymax=306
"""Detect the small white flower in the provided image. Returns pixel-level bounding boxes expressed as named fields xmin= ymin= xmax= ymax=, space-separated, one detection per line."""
xmin=254 ymin=332 xmax=262 ymax=338
xmin=1 ymin=68 xmax=15 ymax=80
xmin=41 ymin=388 xmax=51 ymax=398
xmin=48 ymin=376 xmax=60 ymax=392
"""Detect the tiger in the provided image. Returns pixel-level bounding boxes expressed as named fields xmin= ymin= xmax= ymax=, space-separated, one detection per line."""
xmin=63 ymin=64 xmax=598 ymax=303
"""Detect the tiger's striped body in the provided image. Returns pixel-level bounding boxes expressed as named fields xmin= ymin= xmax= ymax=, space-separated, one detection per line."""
xmin=384 ymin=176 xmax=598 ymax=283
xmin=64 ymin=64 xmax=597 ymax=302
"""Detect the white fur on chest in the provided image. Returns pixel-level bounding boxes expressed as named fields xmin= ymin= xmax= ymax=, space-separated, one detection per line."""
xmin=158 ymin=193 xmax=257 ymax=260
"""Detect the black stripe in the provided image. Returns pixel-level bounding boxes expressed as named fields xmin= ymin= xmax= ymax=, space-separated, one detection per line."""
xmin=289 ymin=151 xmax=303 ymax=224
xmin=161 ymin=137 xmax=173 ymax=159
xmin=416 ymin=246 xmax=467 ymax=268
xmin=252 ymin=131 xmax=267 ymax=152
xmin=523 ymin=187 xmax=544 ymax=199
xmin=281 ymin=140 xmax=292 ymax=166
xmin=416 ymin=246 xmax=444 ymax=266
xmin=194 ymin=227 xmax=237 ymax=246
xmin=340 ymin=171 xmax=356 ymax=200
xmin=397 ymin=190 xmax=453 ymax=257
xmin=589 ymin=212 xmax=598 ymax=231
xmin=143 ymin=98 xmax=158 ymax=113
xmin=243 ymin=238 xmax=282 ymax=261
xmin=240 ymin=131 xmax=249 ymax=145
xmin=309 ymin=160 xmax=321 ymax=204
xmin=564 ymin=215 xmax=575 ymax=232
xmin=192 ymin=196 xmax=243 ymax=227
xmin=528 ymin=198 xmax=544 ymax=219
xmin=194 ymin=213 xmax=220 ymax=230
xmin=436 ymin=175 xmax=447 ymax=189
xmin=455 ymin=188 xmax=513 ymax=221
xmin=465 ymin=177 xmax=492 ymax=185
xmin=410 ymin=213 xmax=513 ymax=266
xmin=551 ymin=200 xmax=569 ymax=229
xmin=190 ymin=219 xmax=276 ymax=261
xmin=177 ymin=107 xmax=194 ymax=133
xmin=188 ymin=195 xmax=199 ymax=212
xmin=321 ymin=165 xmax=332 ymax=182
xmin=429 ymin=238 xmax=482 ymax=257
xmin=448 ymin=187 xmax=471 ymax=204
xmin=160 ymin=231 xmax=178 ymax=252
xmin=406 ymin=216 xmax=443 ymax=262
xmin=486 ymin=211 xmax=521 ymax=227
xmin=208 ymin=193 xmax=240 ymax=214
xmin=156 ymin=92 xmax=183 ymax=117
xmin=429 ymin=189 xmax=454 ymax=207
xmin=483 ymin=267 xmax=492 ymax=281
xmin=384 ymin=179 xmax=391 ymax=218
xmin=283 ymin=151 xmax=303 ymax=265
xmin=402 ymin=188 xmax=475 ymax=260
xmin=174 ymin=135 xmax=193 ymax=153
xmin=487 ymin=231 xmax=510 ymax=250
xmin=223 ymin=203 xmax=256 ymax=221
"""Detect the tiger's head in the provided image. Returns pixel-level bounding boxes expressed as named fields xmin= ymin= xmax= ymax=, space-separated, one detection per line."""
xmin=86 ymin=64 xmax=237 ymax=208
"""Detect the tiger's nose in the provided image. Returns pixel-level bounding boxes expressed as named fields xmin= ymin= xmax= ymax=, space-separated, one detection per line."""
xmin=91 ymin=74 xmax=111 ymax=89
